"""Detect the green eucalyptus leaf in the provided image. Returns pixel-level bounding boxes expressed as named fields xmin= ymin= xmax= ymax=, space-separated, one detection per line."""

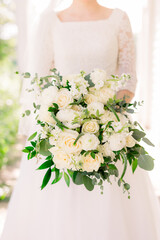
xmin=39 ymin=139 xmax=52 ymax=156
xmin=142 ymin=138 xmax=155 ymax=147
xmin=25 ymin=110 xmax=31 ymax=116
xmin=83 ymin=175 xmax=94 ymax=191
xmin=138 ymin=155 xmax=154 ymax=171
xmin=84 ymin=74 xmax=95 ymax=87
xmin=132 ymin=129 xmax=146 ymax=141
xmin=73 ymin=172 xmax=83 ymax=185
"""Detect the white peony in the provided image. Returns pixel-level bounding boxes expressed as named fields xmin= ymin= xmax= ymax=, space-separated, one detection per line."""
xmin=56 ymin=88 xmax=73 ymax=109
xmin=87 ymin=102 xmax=105 ymax=116
xmin=82 ymin=120 xmax=99 ymax=134
xmin=50 ymin=149 xmax=71 ymax=169
xmin=58 ymin=130 xmax=82 ymax=154
xmin=82 ymin=153 xmax=104 ymax=172
xmin=38 ymin=104 xmax=56 ymax=126
xmin=95 ymin=86 xmax=115 ymax=104
xmin=81 ymin=133 xmax=100 ymax=151
xmin=41 ymin=86 xmax=58 ymax=106
xmin=109 ymin=133 xmax=126 ymax=151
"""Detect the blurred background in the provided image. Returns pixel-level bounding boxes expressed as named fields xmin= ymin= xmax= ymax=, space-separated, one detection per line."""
xmin=0 ymin=0 xmax=160 ymax=236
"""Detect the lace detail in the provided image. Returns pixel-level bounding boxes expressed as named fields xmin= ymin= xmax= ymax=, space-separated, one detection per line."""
xmin=117 ymin=11 xmax=137 ymax=93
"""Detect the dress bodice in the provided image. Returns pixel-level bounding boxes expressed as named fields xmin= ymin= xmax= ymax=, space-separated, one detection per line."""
xmin=52 ymin=8 xmax=137 ymax=93
xmin=53 ymin=9 xmax=119 ymax=76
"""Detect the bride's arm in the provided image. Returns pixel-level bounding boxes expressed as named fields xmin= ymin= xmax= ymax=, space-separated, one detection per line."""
xmin=116 ymin=11 xmax=137 ymax=103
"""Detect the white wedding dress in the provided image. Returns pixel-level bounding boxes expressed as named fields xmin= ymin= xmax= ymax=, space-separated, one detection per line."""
xmin=1 ymin=8 xmax=160 ymax=240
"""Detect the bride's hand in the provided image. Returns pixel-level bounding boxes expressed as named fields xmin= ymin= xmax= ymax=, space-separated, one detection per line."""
xmin=116 ymin=90 xmax=134 ymax=103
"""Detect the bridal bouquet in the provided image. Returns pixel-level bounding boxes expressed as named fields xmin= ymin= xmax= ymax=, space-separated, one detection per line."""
xmin=21 ymin=69 xmax=154 ymax=198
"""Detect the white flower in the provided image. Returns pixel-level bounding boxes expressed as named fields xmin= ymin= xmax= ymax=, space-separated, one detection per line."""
xmin=56 ymin=88 xmax=73 ymax=109
xmin=102 ymin=142 xmax=115 ymax=160
xmin=90 ymin=69 xmax=107 ymax=90
xmin=100 ymin=110 xmax=117 ymax=124
xmin=49 ymin=127 xmax=62 ymax=146
xmin=58 ymin=130 xmax=82 ymax=154
xmin=84 ymin=94 xmax=98 ymax=104
xmin=41 ymin=86 xmax=58 ymax=106
xmin=95 ymin=86 xmax=115 ymax=104
xmin=109 ymin=133 xmax=126 ymax=151
xmin=111 ymin=122 xmax=123 ymax=132
xmin=88 ymin=102 xmax=105 ymax=116
xmin=62 ymin=74 xmax=89 ymax=99
xmin=56 ymin=109 xmax=81 ymax=129
xmin=81 ymin=133 xmax=100 ymax=151
xmin=50 ymin=149 xmax=71 ymax=169
xmin=126 ymin=134 xmax=136 ymax=148
xmin=82 ymin=153 xmax=104 ymax=172
xmin=82 ymin=120 xmax=99 ymax=134
xmin=38 ymin=104 xmax=56 ymax=125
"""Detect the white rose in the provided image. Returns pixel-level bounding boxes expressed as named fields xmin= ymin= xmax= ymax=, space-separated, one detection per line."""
xmin=95 ymin=87 xmax=115 ymax=104
xmin=59 ymin=130 xmax=82 ymax=154
xmin=126 ymin=134 xmax=136 ymax=148
xmin=41 ymin=86 xmax=58 ymax=106
xmin=81 ymin=133 xmax=100 ymax=151
xmin=82 ymin=120 xmax=99 ymax=134
xmin=88 ymin=102 xmax=105 ymax=116
xmin=102 ymin=142 xmax=115 ymax=160
xmin=38 ymin=104 xmax=56 ymax=125
xmin=56 ymin=88 xmax=73 ymax=109
xmin=109 ymin=133 xmax=126 ymax=151
xmin=84 ymin=94 xmax=98 ymax=104
xmin=82 ymin=153 xmax=104 ymax=172
xmin=50 ymin=149 xmax=71 ymax=169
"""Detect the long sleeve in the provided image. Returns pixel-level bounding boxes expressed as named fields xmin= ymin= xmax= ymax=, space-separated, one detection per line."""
xmin=18 ymin=10 xmax=56 ymax=136
xmin=117 ymin=11 xmax=137 ymax=94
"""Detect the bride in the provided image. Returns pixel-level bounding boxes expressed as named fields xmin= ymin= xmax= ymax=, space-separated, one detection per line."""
xmin=1 ymin=0 xmax=160 ymax=239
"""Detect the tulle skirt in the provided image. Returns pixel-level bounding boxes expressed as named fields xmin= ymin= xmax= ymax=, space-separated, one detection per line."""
xmin=1 ymin=152 xmax=160 ymax=240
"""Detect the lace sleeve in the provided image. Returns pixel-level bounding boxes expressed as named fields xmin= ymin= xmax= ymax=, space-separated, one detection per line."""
xmin=18 ymin=10 xmax=56 ymax=136
xmin=117 ymin=11 xmax=137 ymax=94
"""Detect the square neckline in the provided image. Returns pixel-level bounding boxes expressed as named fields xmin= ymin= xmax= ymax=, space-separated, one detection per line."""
xmin=55 ymin=8 xmax=118 ymax=24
